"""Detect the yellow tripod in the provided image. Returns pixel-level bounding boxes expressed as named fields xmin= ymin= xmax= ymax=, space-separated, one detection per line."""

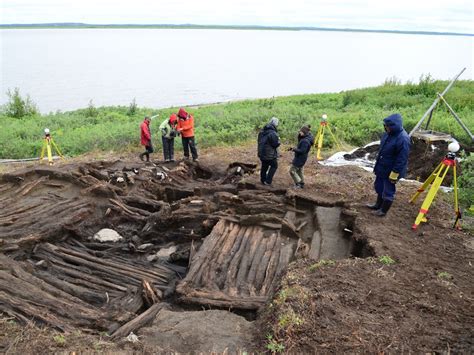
xmin=314 ymin=115 xmax=341 ymax=160
xmin=409 ymin=152 xmax=461 ymax=230
xmin=39 ymin=129 xmax=64 ymax=165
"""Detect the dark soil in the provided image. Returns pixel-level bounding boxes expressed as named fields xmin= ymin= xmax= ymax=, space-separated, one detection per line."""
xmin=0 ymin=144 xmax=472 ymax=353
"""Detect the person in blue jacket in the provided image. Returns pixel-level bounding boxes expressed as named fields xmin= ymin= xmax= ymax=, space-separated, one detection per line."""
xmin=367 ymin=113 xmax=410 ymax=216
xmin=289 ymin=125 xmax=314 ymax=188
xmin=258 ymin=117 xmax=281 ymax=186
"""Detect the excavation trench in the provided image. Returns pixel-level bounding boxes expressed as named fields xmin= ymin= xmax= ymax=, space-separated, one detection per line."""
xmin=0 ymin=159 xmax=372 ymax=345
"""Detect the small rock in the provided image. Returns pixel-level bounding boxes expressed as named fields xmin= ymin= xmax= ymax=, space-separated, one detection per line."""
xmin=138 ymin=243 xmax=154 ymax=251
xmin=126 ymin=332 xmax=140 ymax=343
xmin=146 ymin=254 xmax=158 ymax=262
xmin=190 ymin=200 xmax=204 ymax=205
xmin=131 ymin=235 xmax=141 ymax=244
xmin=93 ymin=228 xmax=123 ymax=243
xmin=155 ymin=245 xmax=178 ymax=261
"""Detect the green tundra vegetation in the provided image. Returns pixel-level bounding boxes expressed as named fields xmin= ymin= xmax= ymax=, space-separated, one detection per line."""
xmin=1 ymin=77 xmax=473 ymax=208
xmin=1 ymin=76 xmax=473 ymax=159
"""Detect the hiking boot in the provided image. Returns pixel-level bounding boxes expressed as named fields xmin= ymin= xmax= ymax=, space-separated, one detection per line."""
xmin=263 ymin=181 xmax=272 ymax=186
xmin=367 ymin=195 xmax=383 ymax=210
xmin=139 ymin=153 xmax=145 ymax=162
xmin=374 ymin=200 xmax=393 ymax=217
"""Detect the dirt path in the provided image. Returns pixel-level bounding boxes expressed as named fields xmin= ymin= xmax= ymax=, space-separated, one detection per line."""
xmin=0 ymin=145 xmax=472 ymax=353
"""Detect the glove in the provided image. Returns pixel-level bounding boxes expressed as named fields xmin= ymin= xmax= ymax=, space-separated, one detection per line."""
xmin=389 ymin=171 xmax=399 ymax=184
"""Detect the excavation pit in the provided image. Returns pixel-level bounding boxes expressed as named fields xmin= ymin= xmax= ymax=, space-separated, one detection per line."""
xmin=0 ymin=159 xmax=372 ymax=337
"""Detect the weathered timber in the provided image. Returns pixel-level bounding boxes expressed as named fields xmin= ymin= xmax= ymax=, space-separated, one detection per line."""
xmin=111 ymin=303 xmax=169 ymax=339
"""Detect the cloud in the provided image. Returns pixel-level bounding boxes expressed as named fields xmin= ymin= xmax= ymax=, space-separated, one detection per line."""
xmin=1 ymin=0 xmax=473 ymax=33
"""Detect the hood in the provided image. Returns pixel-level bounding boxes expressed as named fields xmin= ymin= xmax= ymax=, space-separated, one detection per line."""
xmin=178 ymin=108 xmax=188 ymax=119
xmin=299 ymin=132 xmax=314 ymax=145
xmin=263 ymin=123 xmax=277 ymax=133
xmin=383 ymin=113 xmax=403 ymax=134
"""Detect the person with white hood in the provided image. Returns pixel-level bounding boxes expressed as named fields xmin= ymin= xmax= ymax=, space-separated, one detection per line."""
xmin=257 ymin=117 xmax=281 ymax=186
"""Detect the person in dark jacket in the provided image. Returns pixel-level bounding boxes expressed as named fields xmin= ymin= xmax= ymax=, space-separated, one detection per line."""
xmin=367 ymin=113 xmax=410 ymax=216
xmin=257 ymin=117 xmax=281 ymax=185
xmin=290 ymin=125 xmax=314 ymax=188
xmin=139 ymin=116 xmax=153 ymax=162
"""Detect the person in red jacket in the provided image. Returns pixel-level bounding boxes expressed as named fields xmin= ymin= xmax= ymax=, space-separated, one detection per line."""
xmin=176 ymin=108 xmax=198 ymax=162
xmin=139 ymin=116 xmax=154 ymax=162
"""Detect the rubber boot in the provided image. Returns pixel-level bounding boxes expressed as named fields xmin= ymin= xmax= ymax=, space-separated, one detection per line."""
xmin=366 ymin=195 xmax=383 ymax=210
xmin=374 ymin=200 xmax=393 ymax=217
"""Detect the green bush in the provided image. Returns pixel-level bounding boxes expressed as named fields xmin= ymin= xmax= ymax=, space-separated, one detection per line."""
xmin=458 ymin=153 xmax=474 ymax=212
xmin=2 ymin=88 xmax=38 ymax=118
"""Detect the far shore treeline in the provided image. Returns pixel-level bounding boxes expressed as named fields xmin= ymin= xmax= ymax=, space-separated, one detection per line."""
xmin=1 ymin=77 xmax=473 ymax=160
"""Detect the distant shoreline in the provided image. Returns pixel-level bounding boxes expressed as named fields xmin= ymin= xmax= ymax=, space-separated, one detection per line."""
xmin=0 ymin=23 xmax=472 ymax=37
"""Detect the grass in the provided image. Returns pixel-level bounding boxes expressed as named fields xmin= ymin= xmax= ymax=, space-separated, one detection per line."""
xmin=308 ymin=259 xmax=336 ymax=271
xmin=1 ymin=78 xmax=473 ymax=160
xmin=378 ymin=255 xmax=396 ymax=265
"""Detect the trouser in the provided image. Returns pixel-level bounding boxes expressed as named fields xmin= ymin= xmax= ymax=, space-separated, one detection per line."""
xmin=182 ymin=136 xmax=198 ymax=160
xmin=140 ymin=144 xmax=154 ymax=161
xmin=289 ymin=165 xmax=305 ymax=185
xmin=374 ymin=175 xmax=396 ymax=201
xmin=162 ymin=136 xmax=175 ymax=161
xmin=260 ymin=159 xmax=278 ymax=184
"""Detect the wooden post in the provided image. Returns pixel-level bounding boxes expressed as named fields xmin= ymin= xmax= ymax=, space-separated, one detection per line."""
xmin=438 ymin=94 xmax=474 ymax=141
xmin=409 ymin=68 xmax=466 ymax=137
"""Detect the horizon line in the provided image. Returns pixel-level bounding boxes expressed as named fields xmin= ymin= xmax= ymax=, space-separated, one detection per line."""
xmin=0 ymin=22 xmax=472 ymax=36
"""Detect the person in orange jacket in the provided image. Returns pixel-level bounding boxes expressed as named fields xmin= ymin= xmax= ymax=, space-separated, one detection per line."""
xmin=139 ymin=116 xmax=153 ymax=162
xmin=177 ymin=108 xmax=198 ymax=162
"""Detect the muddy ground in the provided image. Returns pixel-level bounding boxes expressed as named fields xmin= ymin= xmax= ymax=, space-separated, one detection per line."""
xmin=0 ymin=144 xmax=472 ymax=353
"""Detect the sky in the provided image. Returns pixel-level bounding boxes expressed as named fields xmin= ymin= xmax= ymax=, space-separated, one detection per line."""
xmin=1 ymin=0 xmax=473 ymax=33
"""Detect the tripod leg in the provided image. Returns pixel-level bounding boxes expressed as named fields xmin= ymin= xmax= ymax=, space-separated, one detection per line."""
xmin=452 ymin=164 xmax=461 ymax=229
xmin=40 ymin=141 xmax=46 ymax=163
xmin=326 ymin=125 xmax=342 ymax=150
xmin=409 ymin=162 xmax=443 ymax=203
xmin=316 ymin=126 xmax=324 ymax=160
xmin=412 ymin=165 xmax=449 ymax=229
xmin=51 ymin=139 xmax=64 ymax=159
xmin=46 ymin=141 xmax=53 ymax=165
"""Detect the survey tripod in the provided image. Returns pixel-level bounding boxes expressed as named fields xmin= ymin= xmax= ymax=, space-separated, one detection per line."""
xmin=409 ymin=150 xmax=461 ymax=230
xmin=314 ymin=114 xmax=341 ymax=160
xmin=39 ymin=129 xmax=64 ymax=165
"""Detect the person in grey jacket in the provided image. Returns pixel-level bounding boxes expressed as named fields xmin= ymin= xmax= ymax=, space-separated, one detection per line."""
xmin=257 ymin=117 xmax=281 ymax=185
xmin=159 ymin=114 xmax=178 ymax=162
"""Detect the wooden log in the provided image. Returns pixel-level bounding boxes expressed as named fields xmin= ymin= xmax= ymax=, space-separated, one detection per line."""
xmin=207 ymin=222 xmax=242 ymax=289
xmin=142 ymin=279 xmax=162 ymax=307
xmin=197 ymin=221 xmax=233 ymax=287
xmin=179 ymin=290 xmax=267 ymax=310
xmin=223 ymin=226 xmax=253 ymax=296
xmin=259 ymin=239 xmax=282 ymax=296
xmin=236 ymin=226 xmax=264 ymax=295
xmin=111 ymin=303 xmax=169 ymax=339
xmin=37 ymin=246 xmax=155 ymax=287
xmin=20 ymin=176 xmax=49 ymax=196
xmin=33 ymin=270 xmax=107 ymax=305
xmin=254 ymin=232 xmax=278 ymax=294
xmin=182 ymin=220 xmax=227 ymax=286
xmin=120 ymin=196 xmax=167 ymax=213
xmin=213 ymin=225 xmax=246 ymax=289
xmin=246 ymin=232 xmax=271 ymax=296
xmin=49 ymin=244 xmax=173 ymax=283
